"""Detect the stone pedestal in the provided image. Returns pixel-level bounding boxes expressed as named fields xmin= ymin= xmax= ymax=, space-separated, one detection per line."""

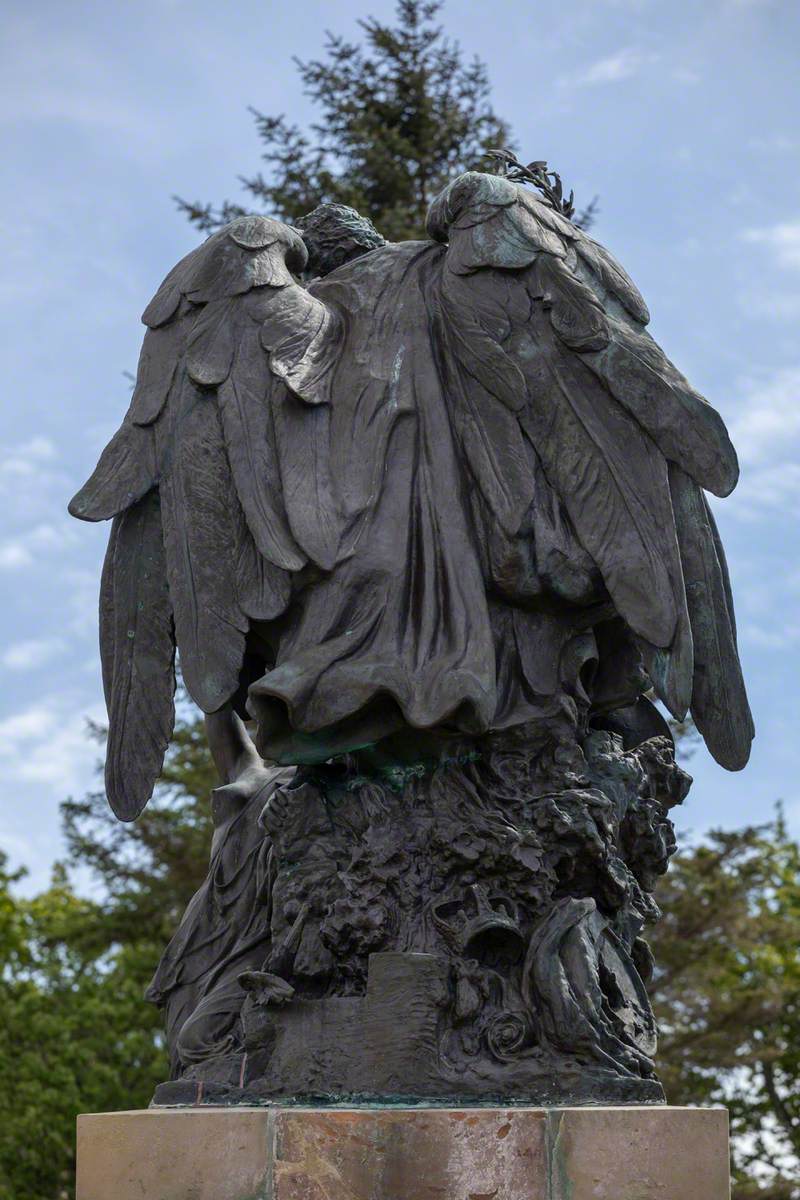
xmin=76 ymin=1105 xmax=730 ymax=1199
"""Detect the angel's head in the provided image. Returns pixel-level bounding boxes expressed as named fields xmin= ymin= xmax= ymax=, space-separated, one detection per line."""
xmin=296 ymin=203 xmax=386 ymax=278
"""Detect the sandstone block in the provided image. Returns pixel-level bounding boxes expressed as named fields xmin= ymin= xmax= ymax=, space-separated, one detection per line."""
xmin=76 ymin=1104 xmax=730 ymax=1200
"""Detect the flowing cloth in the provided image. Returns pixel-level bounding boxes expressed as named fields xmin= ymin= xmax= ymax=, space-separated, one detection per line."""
xmin=247 ymin=243 xmax=601 ymax=763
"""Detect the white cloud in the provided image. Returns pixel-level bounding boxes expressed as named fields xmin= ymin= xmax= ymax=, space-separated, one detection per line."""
xmin=27 ymin=523 xmax=69 ymax=549
xmin=728 ymin=367 xmax=800 ymax=466
xmin=742 ymin=620 xmax=800 ymax=650
xmin=0 ymin=695 xmax=104 ymax=794
xmin=0 ymin=542 xmax=33 ymax=569
xmin=742 ymin=219 xmax=800 ymax=270
xmin=0 ymin=828 xmax=37 ymax=869
xmin=560 ymin=47 xmax=654 ymax=88
xmin=0 ymin=17 xmax=153 ymax=145
xmin=728 ymin=462 xmax=800 ymax=522
xmin=672 ymin=65 xmax=701 ymax=86
xmin=747 ymin=133 xmax=798 ymax=154
xmin=0 ymin=437 xmax=56 ymax=477
xmin=62 ymin=566 xmax=103 ymax=640
xmin=0 ymin=522 xmax=77 ymax=571
xmin=0 ymin=437 xmax=69 ymax=517
xmin=741 ymin=289 xmax=800 ymax=321
xmin=2 ymin=638 xmax=66 ymax=671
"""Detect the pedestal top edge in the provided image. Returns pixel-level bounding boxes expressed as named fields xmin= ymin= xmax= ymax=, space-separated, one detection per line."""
xmin=78 ymin=1105 xmax=728 ymax=1118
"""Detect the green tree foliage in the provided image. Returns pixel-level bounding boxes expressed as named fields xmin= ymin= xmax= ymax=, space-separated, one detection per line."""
xmin=650 ymin=814 xmax=800 ymax=1198
xmin=60 ymin=714 xmax=216 ymax=952
xmin=0 ymin=855 xmax=165 ymax=1200
xmin=175 ymin=0 xmax=513 ymax=241
xmin=0 ymin=708 xmax=215 ymax=1200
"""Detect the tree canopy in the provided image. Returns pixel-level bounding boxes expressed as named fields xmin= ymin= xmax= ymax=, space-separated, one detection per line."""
xmin=176 ymin=0 xmax=512 ymax=241
xmin=0 ymin=708 xmax=215 ymax=1200
xmin=0 ymin=854 xmax=164 ymax=1200
xmin=650 ymin=815 xmax=800 ymax=1198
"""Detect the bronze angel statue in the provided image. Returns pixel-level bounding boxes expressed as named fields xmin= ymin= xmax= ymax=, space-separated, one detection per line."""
xmin=70 ymin=160 xmax=752 ymax=1106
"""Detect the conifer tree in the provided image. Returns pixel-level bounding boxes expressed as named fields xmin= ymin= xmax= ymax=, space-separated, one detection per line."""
xmin=176 ymin=0 xmax=513 ymax=240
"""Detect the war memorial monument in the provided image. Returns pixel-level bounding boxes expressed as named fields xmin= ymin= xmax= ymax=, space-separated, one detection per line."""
xmin=70 ymin=152 xmax=752 ymax=1198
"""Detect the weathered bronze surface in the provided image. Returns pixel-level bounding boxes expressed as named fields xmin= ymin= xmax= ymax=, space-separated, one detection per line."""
xmin=71 ymin=169 xmax=752 ymax=1105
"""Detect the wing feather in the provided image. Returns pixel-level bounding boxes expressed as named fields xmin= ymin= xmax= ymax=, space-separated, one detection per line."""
xmin=571 ymin=232 xmax=650 ymax=325
xmin=257 ymin=285 xmax=339 ymax=406
xmin=637 ymin=605 xmax=694 ymax=721
xmin=235 ymin=514 xmax=291 ymax=621
xmin=141 ymin=247 xmax=198 ymax=328
xmin=429 ymin=171 xmax=751 ymax=758
xmin=515 ymin=187 xmax=581 ymax=243
xmin=271 ymin=386 xmax=340 ymax=570
xmin=186 ymin=296 xmax=238 ymax=387
xmin=159 ymin=380 xmax=249 ymax=712
xmin=129 ymin=324 xmax=182 ymax=426
xmin=537 ymin=255 xmax=609 ymax=352
xmin=68 ymin=422 xmax=156 ymax=521
xmin=583 ymin=320 xmax=739 ymax=497
xmin=101 ymin=490 xmax=175 ymax=820
xmin=670 ymin=466 xmax=754 ymax=769
xmin=435 ymin=288 xmax=527 ymax=412
xmin=519 ymin=287 xmax=682 ymax=649
xmin=184 ymin=229 xmax=300 ymax=303
xmin=433 ymin=283 xmax=534 ymax=534
xmin=99 ymin=516 xmax=119 ymax=705
xmin=218 ymin=322 xmax=306 ymax=572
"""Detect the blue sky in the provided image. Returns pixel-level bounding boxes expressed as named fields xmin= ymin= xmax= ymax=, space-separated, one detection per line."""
xmin=1 ymin=0 xmax=798 ymax=891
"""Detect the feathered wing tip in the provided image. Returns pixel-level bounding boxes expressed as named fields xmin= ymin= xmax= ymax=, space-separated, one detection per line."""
xmin=101 ymin=490 xmax=176 ymax=820
xmin=637 ymin=602 xmax=694 ymax=724
xmin=584 ymin=321 xmax=739 ymax=499
xmin=68 ymin=318 xmax=186 ymax=523
xmin=72 ymin=210 xmax=326 ymax=718
xmin=529 ymin=226 xmax=740 ymax=501
xmin=157 ymin=377 xmax=250 ymax=715
xmin=155 ymin=370 xmax=291 ymax=715
xmin=570 ymin=231 xmax=650 ymax=325
xmin=519 ymin=265 xmax=685 ymax=653
xmin=428 ymin=173 xmax=739 ymax=501
xmin=670 ymin=466 xmax=754 ymax=770
xmin=426 ymin=171 xmax=517 ymax=242
xmin=69 ymin=213 xmax=331 ymax=822
xmin=429 ymin=171 xmax=752 ymax=769
xmin=68 ymin=422 xmax=157 ymax=522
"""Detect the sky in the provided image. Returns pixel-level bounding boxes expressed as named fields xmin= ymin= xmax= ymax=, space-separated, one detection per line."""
xmin=0 ymin=0 xmax=798 ymax=892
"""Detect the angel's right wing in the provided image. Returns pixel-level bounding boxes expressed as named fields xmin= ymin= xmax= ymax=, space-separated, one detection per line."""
xmin=428 ymin=172 xmax=753 ymax=770
xmin=69 ymin=216 xmax=342 ymax=819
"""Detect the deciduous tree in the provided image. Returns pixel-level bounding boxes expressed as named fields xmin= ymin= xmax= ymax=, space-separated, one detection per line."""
xmin=650 ymin=814 xmax=800 ymax=1198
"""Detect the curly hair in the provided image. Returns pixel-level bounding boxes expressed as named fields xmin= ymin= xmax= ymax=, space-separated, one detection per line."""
xmin=296 ymin=203 xmax=386 ymax=278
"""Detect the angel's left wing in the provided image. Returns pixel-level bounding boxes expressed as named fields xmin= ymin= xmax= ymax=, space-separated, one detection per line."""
xmin=428 ymin=172 xmax=753 ymax=770
xmin=69 ymin=216 xmax=341 ymax=819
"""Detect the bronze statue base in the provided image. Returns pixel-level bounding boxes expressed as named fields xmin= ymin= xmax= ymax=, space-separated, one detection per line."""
xmin=148 ymin=724 xmax=688 ymax=1107
xmin=153 ymin=950 xmax=663 ymax=1108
